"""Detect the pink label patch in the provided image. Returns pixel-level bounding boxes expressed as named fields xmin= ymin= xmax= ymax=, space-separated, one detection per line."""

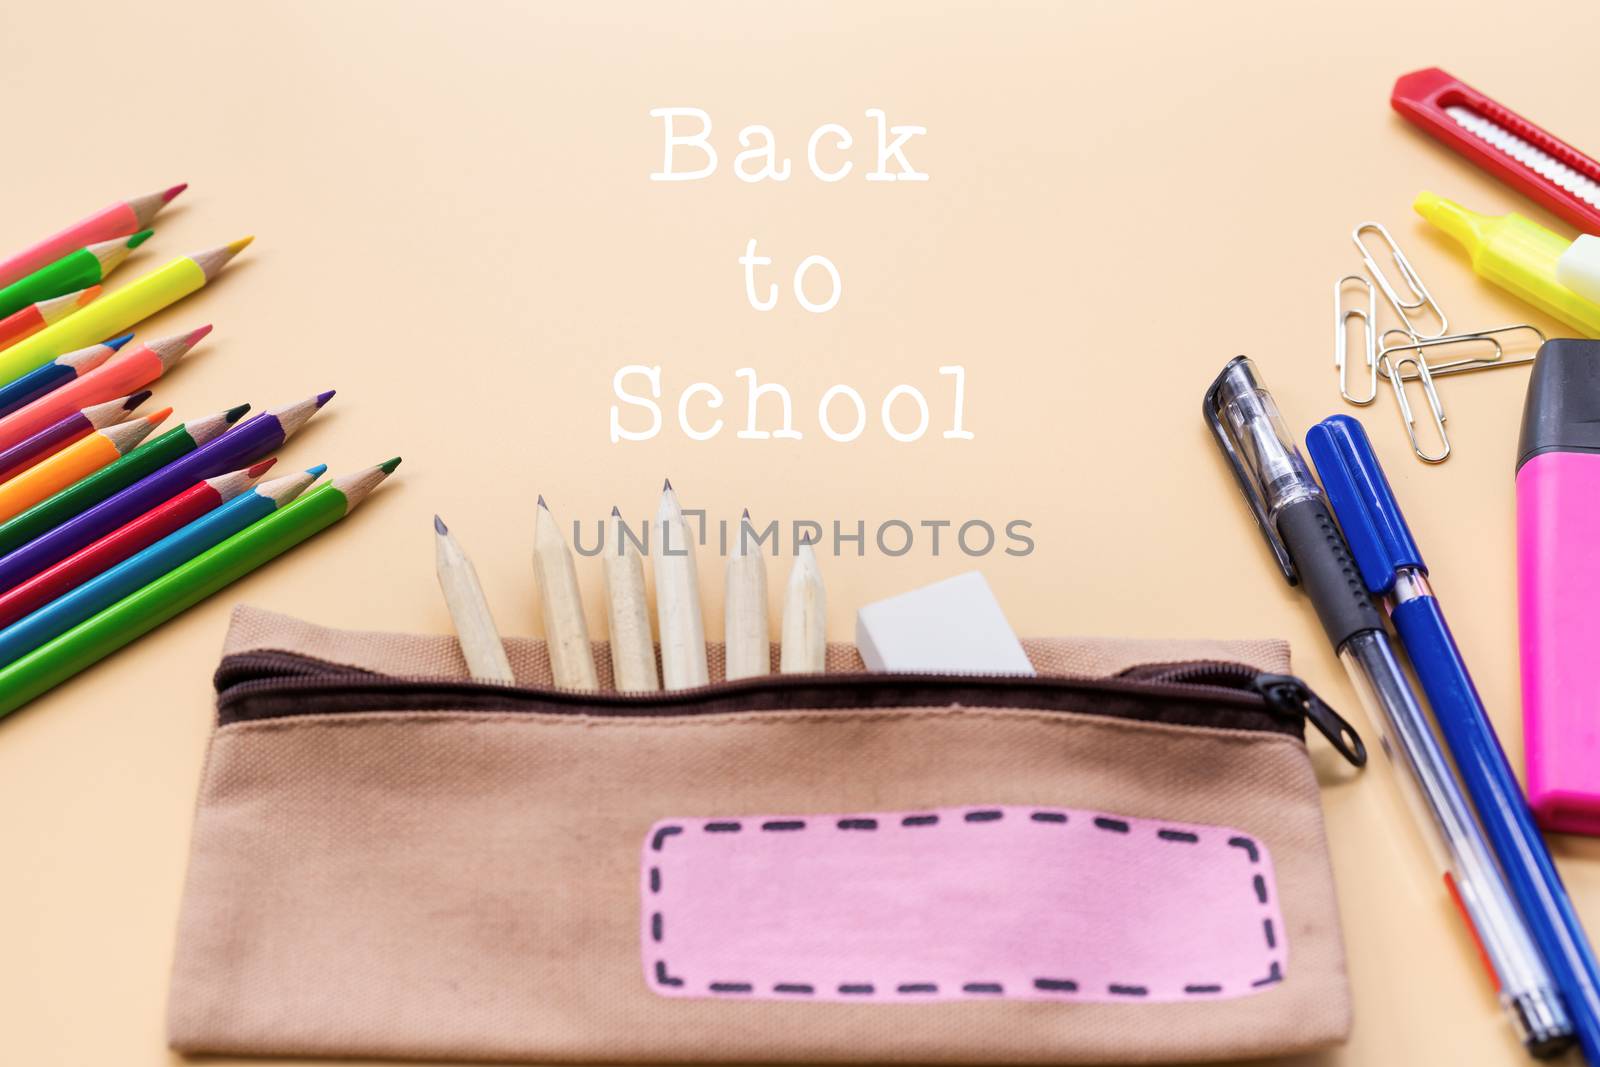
xmin=642 ymin=805 xmax=1285 ymax=1003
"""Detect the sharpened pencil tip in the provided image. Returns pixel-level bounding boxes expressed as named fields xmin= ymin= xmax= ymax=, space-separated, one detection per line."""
xmin=314 ymin=389 xmax=336 ymax=408
xmin=127 ymin=229 xmax=154 ymax=249
xmin=226 ymin=235 xmax=254 ymax=255
xmin=223 ymin=403 xmax=250 ymax=423
xmin=742 ymin=508 xmax=750 ymax=520
xmin=662 ymin=477 xmax=672 ymax=492
xmin=611 ymin=505 xmax=621 ymax=517
xmin=434 ymin=514 xmax=447 ymax=534
xmin=537 ymin=494 xmax=548 ymax=509
xmin=125 ymin=390 xmax=153 ymax=409
xmin=185 ymin=324 xmax=214 ymax=345
xmin=106 ymin=332 xmax=134 ymax=350
xmin=379 ymin=457 xmax=402 ymax=474
xmin=307 ymin=463 xmax=328 ymax=478
xmin=246 ymin=459 xmax=276 ymax=478
xmin=162 ymin=183 xmax=188 ymax=203
xmin=148 ymin=407 xmax=174 ymax=424
xmin=76 ymin=286 xmax=102 ymax=306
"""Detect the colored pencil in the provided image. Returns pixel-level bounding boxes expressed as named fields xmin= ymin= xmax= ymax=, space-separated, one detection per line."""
xmin=654 ymin=479 xmax=708 ymax=690
xmin=532 ymin=496 xmax=597 ymax=690
xmin=0 ymin=326 xmax=206 ymax=452
xmin=0 ymin=391 xmax=151 ymax=484
xmin=0 ymin=409 xmax=168 ymax=524
xmin=0 ymin=457 xmax=398 ymax=719
xmin=0 ymin=238 xmax=249 ymax=384
xmin=0 ymin=231 xmax=150 ymax=320
xmin=779 ymin=536 xmax=825 ymax=673
xmin=603 ymin=506 xmax=658 ymax=693
xmin=0 ymin=461 xmax=275 ymax=631
xmin=0 ymin=405 xmax=248 ymax=559
xmin=725 ymin=509 xmax=770 ymax=680
xmin=0 ymin=334 xmax=131 ymax=419
xmin=0 ymin=392 xmax=328 ymax=590
xmin=0 ymin=184 xmax=184 ymax=289
xmin=433 ymin=515 xmax=515 ymax=684
xmin=0 ymin=287 xmax=99 ymax=352
xmin=0 ymin=464 xmax=322 ymax=665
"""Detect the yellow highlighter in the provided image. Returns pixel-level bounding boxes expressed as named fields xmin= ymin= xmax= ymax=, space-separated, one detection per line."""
xmin=1415 ymin=192 xmax=1600 ymax=338
xmin=0 ymin=238 xmax=251 ymax=386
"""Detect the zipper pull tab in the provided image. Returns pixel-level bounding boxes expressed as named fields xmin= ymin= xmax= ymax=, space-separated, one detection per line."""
xmin=1252 ymin=673 xmax=1368 ymax=767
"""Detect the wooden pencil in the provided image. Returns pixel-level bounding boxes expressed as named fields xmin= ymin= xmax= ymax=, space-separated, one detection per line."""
xmin=0 ymin=238 xmax=248 ymax=384
xmin=0 ymin=390 xmax=150 ymax=484
xmin=603 ymin=506 xmax=658 ymax=692
xmin=532 ymin=496 xmax=598 ymax=690
xmin=0 ymin=231 xmax=150 ymax=320
xmin=0 ymin=183 xmax=184 ymax=289
xmin=0 ymin=409 xmax=168 ymax=524
xmin=433 ymin=515 xmax=515 ymax=685
xmin=724 ymin=508 xmax=770 ymax=680
xmin=780 ymin=535 xmax=826 ymax=673
xmin=653 ymin=479 xmax=708 ymax=690
xmin=0 ymin=287 xmax=99 ymax=352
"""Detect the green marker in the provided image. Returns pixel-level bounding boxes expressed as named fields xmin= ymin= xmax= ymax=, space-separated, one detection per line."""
xmin=0 ymin=230 xmax=151 ymax=320
xmin=0 ymin=459 xmax=398 ymax=718
xmin=0 ymin=404 xmax=247 ymax=557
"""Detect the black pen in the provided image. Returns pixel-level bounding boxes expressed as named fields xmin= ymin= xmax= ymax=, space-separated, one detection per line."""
xmin=1204 ymin=356 xmax=1571 ymax=1056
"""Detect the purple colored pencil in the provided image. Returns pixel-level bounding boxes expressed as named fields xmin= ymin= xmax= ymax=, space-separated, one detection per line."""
xmin=0 ymin=391 xmax=333 ymax=593
xmin=0 ymin=391 xmax=152 ymax=484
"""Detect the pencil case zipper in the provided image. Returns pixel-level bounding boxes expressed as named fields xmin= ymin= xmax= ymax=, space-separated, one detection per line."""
xmin=214 ymin=651 xmax=1367 ymax=767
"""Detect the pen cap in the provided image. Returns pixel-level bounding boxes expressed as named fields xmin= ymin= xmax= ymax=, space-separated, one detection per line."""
xmin=1518 ymin=339 xmax=1600 ymax=472
xmin=1305 ymin=415 xmax=1423 ymax=595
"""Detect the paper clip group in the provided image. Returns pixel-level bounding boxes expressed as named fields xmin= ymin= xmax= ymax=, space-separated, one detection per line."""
xmin=1335 ymin=222 xmax=1543 ymax=463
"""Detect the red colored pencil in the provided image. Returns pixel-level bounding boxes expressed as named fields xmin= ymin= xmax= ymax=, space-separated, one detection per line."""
xmin=0 ymin=325 xmax=206 ymax=452
xmin=0 ymin=458 xmax=275 ymax=629
xmin=0 ymin=287 xmax=99 ymax=353
xmin=0 ymin=390 xmax=150 ymax=483
xmin=0 ymin=183 xmax=185 ymax=289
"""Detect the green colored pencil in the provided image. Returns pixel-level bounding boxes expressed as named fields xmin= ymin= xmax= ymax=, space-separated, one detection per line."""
xmin=0 ymin=231 xmax=152 ymax=321
xmin=0 ymin=459 xmax=399 ymax=718
xmin=0 ymin=405 xmax=247 ymax=558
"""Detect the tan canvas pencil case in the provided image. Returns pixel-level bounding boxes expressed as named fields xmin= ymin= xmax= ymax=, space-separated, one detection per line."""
xmin=167 ymin=605 xmax=1359 ymax=1064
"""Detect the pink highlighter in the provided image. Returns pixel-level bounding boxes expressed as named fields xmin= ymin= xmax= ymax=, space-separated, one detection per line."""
xmin=1519 ymin=339 xmax=1600 ymax=835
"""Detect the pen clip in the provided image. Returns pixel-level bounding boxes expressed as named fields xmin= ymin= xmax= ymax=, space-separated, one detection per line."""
xmin=1203 ymin=357 xmax=1298 ymax=584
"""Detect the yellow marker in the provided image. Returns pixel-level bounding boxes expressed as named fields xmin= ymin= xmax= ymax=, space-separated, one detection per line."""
xmin=0 ymin=238 xmax=252 ymax=386
xmin=0 ymin=410 xmax=167 ymax=522
xmin=1415 ymin=192 xmax=1600 ymax=338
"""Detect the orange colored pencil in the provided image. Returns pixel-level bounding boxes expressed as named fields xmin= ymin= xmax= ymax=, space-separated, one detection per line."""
xmin=0 ymin=409 xmax=169 ymax=524
xmin=0 ymin=325 xmax=206 ymax=452
xmin=0 ymin=287 xmax=99 ymax=352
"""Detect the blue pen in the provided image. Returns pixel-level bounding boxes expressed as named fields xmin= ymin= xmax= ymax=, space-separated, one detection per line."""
xmin=1309 ymin=413 xmax=1600 ymax=1064
xmin=0 ymin=464 xmax=324 ymax=667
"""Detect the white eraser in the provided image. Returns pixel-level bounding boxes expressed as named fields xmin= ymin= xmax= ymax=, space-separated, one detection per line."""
xmin=855 ymin=571 xmax=1034 ymax=675
xmin=1557 ymin=234 xmax=1600 ymax=304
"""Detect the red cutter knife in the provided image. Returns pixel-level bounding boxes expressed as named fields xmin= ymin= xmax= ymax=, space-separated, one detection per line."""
xmin=1392 ymin=67 xmax=1600 ymax=236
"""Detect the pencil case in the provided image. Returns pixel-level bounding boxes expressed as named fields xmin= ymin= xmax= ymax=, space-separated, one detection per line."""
xmin=167 ymin=605 xmax=1359 ymax=1064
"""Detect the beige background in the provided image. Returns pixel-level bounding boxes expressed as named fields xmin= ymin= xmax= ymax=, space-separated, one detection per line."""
xmin=0 ymin=1 xmax=1596 ymax=1064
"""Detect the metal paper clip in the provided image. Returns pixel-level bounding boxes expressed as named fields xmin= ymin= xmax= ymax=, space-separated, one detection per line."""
xmin=1354 ymin=222 xmax=1450 ymax=341
xmin=1335 ymin=275 xmax=1378 ymax=404
xmin=1384 ymin=351 xmax=1450 ymax=463
xmin=1379 ymin=323 xmax=1546 ymax=379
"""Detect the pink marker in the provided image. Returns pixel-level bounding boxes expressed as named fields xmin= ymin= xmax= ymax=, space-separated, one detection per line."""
xmin=1518 ymin=339 xmax=1600 ymax=836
